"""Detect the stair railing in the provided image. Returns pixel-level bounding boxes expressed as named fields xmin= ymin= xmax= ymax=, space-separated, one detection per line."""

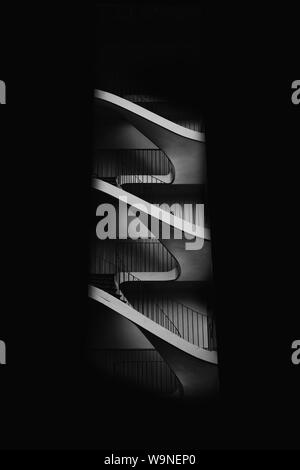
xmin=93 ymin=256 xmax=181 ymax=338
xmin=115 ymin=239 xmax=177 ymax=273
xmin=117 ymin=173 xmax=167 ymax=185
xmin=92 ymin=254 xmax=217 ymax=351
xmin=92 ymin=149 xmax=174 ymax=184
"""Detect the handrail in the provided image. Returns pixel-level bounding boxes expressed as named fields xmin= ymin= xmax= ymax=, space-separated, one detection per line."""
xmin=115 ymin=239 xmax=178 ymax=273
xmin=115 ymin=253 xmax=216 ymax=351
xmin=117 ymin=173 xmax=167 ymax=185
xmin=91 ymin=255 xmax=217 ymax=351
xmin=93 ymin=148 xmax=174 ymax=184
xmin=98 ymin=90 xmax=205 ymax=135
xmin=95 ymin=90 xmax=205 ymax=142
xmin=120 ymin=94 xmax=204 ymax=132
xmin=92 ymin=256 xmax=181 ymax=338
xmin=90 ymin=348 xmax=181 ymax=396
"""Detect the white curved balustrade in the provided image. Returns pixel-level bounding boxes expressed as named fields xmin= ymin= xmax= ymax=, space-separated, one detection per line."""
xmin=88 ymin=285 xmax=218 ymax=365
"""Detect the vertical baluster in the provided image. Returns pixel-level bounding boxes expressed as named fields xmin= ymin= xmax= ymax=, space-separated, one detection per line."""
xmin=160 ymin=242 xmax=162 ymax=271
xmin=182 ymin=304 xmax=184 ymax=339
xmin=214 ymin=319 xmax=217 ymax=350
xmin=151 ymin=242 xmax=154 ymax=272
xmin=147 ymin=240 xmax=150 ymax=272
xmin=157 ymin=297 xmax=160 ymax=326
xmin=191 ymin=311 xmax=194 ymax=345
xmin=150 ymin=295 xmax=153 ymax=322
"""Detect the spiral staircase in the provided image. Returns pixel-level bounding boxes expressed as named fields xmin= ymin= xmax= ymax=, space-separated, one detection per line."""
xmin=89 ymin=90 xmax=218 ymax=398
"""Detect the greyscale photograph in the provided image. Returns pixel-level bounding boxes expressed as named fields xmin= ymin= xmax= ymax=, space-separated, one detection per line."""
xmin=1 ymin=0 xmax=299 ymax=453
xmin=87 ymin=2 xmax=218 ymax=402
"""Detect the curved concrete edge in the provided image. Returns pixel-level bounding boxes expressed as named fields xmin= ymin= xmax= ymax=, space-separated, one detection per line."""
xmin=92 ymin=178 xmax=210 ymax=241
xmin=143 ymin=331 xmax=219 ymax=399
xmin=88 ymin=285 xmax=218 ymax=365
xmin=95 ymin=89 xmax=206 ymax=143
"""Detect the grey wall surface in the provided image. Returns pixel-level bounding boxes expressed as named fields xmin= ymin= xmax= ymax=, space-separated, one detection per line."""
xmin=94 ymin=111 xmax=157 ymax=149
xmin=88 ymin=300 xmax=153 ymax=349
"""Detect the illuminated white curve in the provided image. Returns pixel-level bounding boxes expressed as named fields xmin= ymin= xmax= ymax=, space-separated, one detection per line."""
xmin=93 ymin=178 xmax=210 ymax=241
xmin=88 ymin=285 xmax=218 ymax=364
xmin=95 ymin=90 xmax=205 ymax=143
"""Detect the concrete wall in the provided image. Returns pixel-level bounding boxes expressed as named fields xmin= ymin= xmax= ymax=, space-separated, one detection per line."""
xmin=143 ymin=331 xmax=219 ymax=399
xmin=123 ymin=284 xmax=210 ymax=317
xmin=88 ymin=299 xmax=153 ymax=349
xmin=163 ymin=239 xmax=212 ymax=282
xmin=122 ymin=283 xmax=213 ymax=350
xmin=94 ymin=109 xmax=157 ymax=150
xmin=95 ymin=95 xmax=206 ymax=184
xmin=90 ymin=239 xmax=176 ymax=273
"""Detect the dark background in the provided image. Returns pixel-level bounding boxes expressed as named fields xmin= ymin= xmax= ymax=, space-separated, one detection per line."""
xmin=0 ymin=1 xmax=299 ymax=450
